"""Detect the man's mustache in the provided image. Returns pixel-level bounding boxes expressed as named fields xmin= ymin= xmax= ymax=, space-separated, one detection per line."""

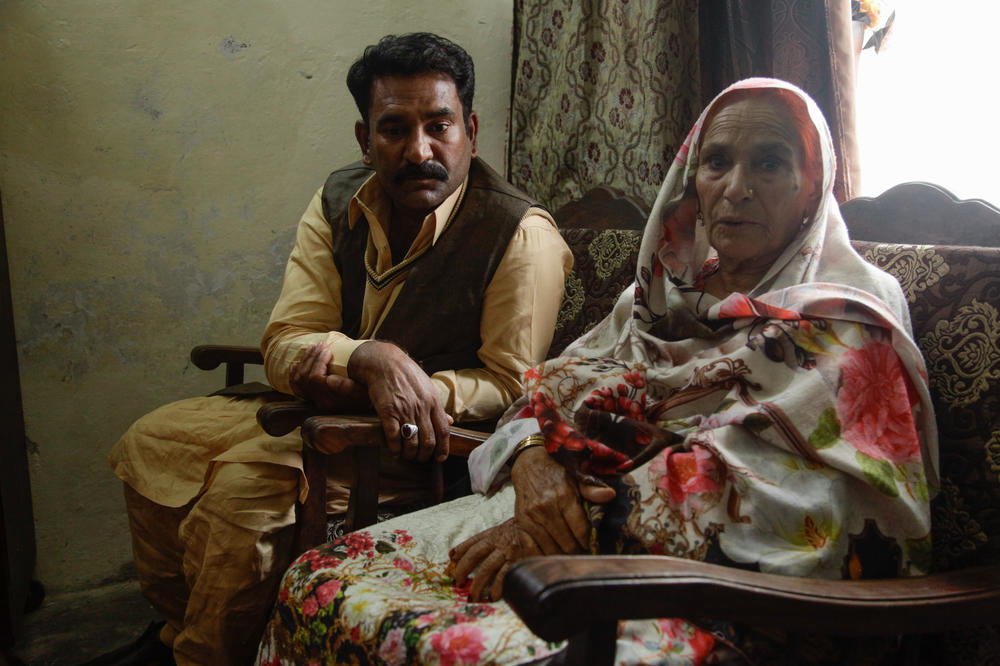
xmin=393 ymin=161 xmax=449 ymax=184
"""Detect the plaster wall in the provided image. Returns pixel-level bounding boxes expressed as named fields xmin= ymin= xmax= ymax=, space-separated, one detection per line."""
xmin=0 ymin=0 xmax=514 ymax=591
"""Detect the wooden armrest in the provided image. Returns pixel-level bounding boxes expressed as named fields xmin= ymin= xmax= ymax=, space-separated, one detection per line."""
xmin=190 ymin=345 xmax=264 ymax=387
xmin=256 ymin=401 xmax=318 ymax=436
xmin=294 ymin=416 xmax=492 ymax=550
xmin=300 ymin=415 xmax=489 ymax=456
xmin=189 ymin=344 xmax=264 ymax=369
xmin=504 ymin=555 xmax=1000 ymax=643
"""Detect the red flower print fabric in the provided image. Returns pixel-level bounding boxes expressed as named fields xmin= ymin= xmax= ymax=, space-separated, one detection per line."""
xmin=837 ymin=340 xmax=920 ymax=463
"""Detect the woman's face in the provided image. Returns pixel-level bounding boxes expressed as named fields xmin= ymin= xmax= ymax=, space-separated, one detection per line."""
xmin=695 ymin=96 xmax=819 ymax=272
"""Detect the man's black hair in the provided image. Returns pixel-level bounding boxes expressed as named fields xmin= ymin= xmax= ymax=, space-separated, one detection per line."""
xmin=347 ymin=32 xmax=475 ymax=132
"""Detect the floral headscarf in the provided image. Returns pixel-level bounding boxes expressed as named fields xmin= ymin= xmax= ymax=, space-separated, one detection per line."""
xmin=555 ymin=77 xmax=937 ymax=491
xmin=569 ymin=77 xmax=914 ymax=356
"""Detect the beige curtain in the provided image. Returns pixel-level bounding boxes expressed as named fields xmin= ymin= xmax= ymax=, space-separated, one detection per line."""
xmin=509 ymin=0 xmax=859 ymax=208
xmin=508 ymin=0 xmax=700 ymax=210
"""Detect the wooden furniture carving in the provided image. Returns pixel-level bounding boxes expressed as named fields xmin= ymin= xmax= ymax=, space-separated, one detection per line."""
xmin=840 ymin=181 xmax=1000 ymax=246
xmin=551 ymin=185 xmax=647 ymax=231
xmin=505 ymin=556 xmax=1000 ymax=664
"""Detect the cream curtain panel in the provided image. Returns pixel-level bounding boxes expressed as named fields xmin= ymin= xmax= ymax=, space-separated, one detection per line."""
xmin=508 ymin=0 xmax=700 ymax=209
xmin=509 ymin=0 xmax=859 ymax=208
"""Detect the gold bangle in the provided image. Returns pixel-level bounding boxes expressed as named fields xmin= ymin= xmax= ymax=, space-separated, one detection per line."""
xmin=508 ymin=434 xmax=546 ymax=467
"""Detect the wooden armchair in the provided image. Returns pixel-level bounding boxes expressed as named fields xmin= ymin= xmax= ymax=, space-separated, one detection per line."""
xmin=187 ymin=344 xmax=491 ymax=550
xmin=503 ymin=182 xmax=1000 ymax=663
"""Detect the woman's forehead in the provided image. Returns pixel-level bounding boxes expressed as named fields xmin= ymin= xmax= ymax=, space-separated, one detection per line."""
xmin=701 ymin=96 xmax=803 ymax=152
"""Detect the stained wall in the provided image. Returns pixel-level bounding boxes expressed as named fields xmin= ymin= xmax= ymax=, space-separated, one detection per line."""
xmin=0 ymin=0 xmax=513 ymax=590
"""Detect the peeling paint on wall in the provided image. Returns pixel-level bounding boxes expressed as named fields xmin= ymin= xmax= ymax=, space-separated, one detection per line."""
xmin=132 ymin=88 xmax=163 ymax=121
xmin=220 ymin=36 xmax=250 ymax=59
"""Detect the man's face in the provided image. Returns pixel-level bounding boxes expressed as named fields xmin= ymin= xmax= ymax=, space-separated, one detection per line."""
xmin=355 ymin=72 xmax=478 ymax=221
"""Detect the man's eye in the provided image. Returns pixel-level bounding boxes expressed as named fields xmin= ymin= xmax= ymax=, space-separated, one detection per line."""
xmin=430 ymin=123 xmax=449 ymax=134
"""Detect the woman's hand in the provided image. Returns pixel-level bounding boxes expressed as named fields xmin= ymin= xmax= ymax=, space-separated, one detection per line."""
xmin=449 ymin=518 xmax=540 ymax=602
xmin=449 ymin=444 xmax=619 ymax=602
xmin=510 ymin=447 xmax=615 ymax=555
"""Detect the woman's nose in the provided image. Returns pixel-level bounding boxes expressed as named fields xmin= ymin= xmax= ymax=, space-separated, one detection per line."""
xmin=723 ymin=164 xmax=754 ymax=203
xmin=404 ymin=130 xmax=433 ymax=164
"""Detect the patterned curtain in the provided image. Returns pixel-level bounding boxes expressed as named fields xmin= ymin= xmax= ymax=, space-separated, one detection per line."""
xmin=509 ymin=0 xmax=859 ymax=209
xmin=699 ymin=0 xmax=859 ymax=202
xmin=508 ymin=0 xmax=701 ymax=210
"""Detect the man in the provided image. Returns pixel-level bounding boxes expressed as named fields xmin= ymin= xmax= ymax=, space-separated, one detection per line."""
xmin=102 ymin=33 xmax=570 ymax=665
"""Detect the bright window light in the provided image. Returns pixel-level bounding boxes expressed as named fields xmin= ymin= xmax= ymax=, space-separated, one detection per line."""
xmin=855 ymin=0 xmax=1000 ymax=206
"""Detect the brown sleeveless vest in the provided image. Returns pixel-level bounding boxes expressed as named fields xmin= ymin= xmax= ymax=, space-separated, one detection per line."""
xmin=320 ymin=157 xmax=538 ymax=375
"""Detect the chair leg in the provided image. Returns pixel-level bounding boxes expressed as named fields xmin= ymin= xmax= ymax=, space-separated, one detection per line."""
xmin=345 ymin=446 xmax=380 ymax=531
xmin=900 ymin=634 xmax=921 ymax=665
xmin=295 ymin=445 xmax=330 ymax=553
xmin=783 ymin=632 xmax=801 ymax=666
xmin=563 ymin=620 xmax=617 ymax=665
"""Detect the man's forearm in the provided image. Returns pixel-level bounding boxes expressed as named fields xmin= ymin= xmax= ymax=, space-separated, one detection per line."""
xmin=263 ymin=330 xmax=357 ymax=394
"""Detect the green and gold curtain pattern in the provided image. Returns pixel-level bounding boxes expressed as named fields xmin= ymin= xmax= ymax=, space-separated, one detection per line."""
xmin=508 ymin=0 xmax=701 ymax=210
xmin=509 ymin=0 xmax=859 ymax=209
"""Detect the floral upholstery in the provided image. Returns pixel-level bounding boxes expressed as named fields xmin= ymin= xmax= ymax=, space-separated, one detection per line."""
xmin=548 ymin=228 xmax=641 ymax=357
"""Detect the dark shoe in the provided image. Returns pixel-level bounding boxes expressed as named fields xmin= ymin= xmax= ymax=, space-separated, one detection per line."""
xmin=80 ymin=620 xmax=175 ymax=666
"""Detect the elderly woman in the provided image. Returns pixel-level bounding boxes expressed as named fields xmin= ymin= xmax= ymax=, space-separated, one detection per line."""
xmin=256 ymin=78 xmax=936 ymax=665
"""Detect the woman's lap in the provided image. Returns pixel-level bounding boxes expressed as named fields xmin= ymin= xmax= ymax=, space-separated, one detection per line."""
xmin=257 ymin=485 xmax=734 ymax=666
xmin=256 ymin=487 xmax=560 ymax=665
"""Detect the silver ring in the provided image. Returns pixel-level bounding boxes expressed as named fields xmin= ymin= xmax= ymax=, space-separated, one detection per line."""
xmin=400 ymin=423 xmax=418 ymax=440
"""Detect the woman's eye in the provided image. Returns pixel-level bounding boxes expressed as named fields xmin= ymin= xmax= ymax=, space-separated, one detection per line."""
xmin=704 ymin=154 xmax=726 ymax=169
xmin=759 ymin=156 xmax=782 ymax=171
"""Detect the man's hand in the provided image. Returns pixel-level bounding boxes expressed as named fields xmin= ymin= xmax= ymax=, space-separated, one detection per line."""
xmin=290 ymin=343 xmax=370 ymax=412
xmin=347 ymin=340 xmax=451 ymax=462
xmin=510 ymin=446 xmax=616 ymax=555
xmin=449 ymin=518 xmax=541 ymax=602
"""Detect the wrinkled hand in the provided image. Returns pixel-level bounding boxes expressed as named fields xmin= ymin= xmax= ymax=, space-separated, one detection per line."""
xmin=449 ymin=518 xmax=541 ymax=602
xmin=290 ymin=343 xmax=371 ymax=412
xmin=347 ymin=340 xmax=451 ymax=462
xmin=510 ymin=447 xmax=616 ymax=555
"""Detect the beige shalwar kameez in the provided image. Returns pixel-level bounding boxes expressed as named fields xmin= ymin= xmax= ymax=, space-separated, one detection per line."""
xmin=109 ymin=172 xmax=571 ymax=665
